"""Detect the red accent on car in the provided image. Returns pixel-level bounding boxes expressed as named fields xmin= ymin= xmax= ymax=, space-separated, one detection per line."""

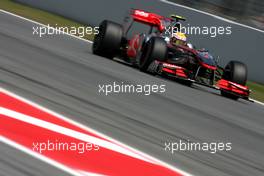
xmin=217 ymin=79 xmax=250 ymax=97
xmin=127 ymin=35 xmax=140 ymax=57
xmin=131 ymin=9 xmax=166 ymax=32
xmin=162 ymin=64 xmax=188 ymax=78
xmin=162 ymin=67 xmax=174 ymax=74
xmin=200 ymin=62 xmax=217 ymax=70
xmin=175 ymin=69 xmax=188 ymax=78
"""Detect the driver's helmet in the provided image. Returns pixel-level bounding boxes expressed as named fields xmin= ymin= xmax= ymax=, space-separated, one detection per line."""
xmin=171 ymin=32 xmax=187 ymax=46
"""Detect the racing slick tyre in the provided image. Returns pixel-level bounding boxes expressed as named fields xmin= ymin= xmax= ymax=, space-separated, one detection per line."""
xmin=139 ymin=37 xmax=167 ymax=72
xmin=221 ymin=61 xmax=247 ymax=100
xmin=222 ymin=61 xmax=247 ymax=85
xmin=92 ymin=20 xmax=123 ymax=59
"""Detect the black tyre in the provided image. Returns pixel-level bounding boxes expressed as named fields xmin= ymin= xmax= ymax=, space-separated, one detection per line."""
xmin=222 ymin=61 xmax=247 ymax=85
xmin=139 ymin=37 xmax=167 ymax=72
xmin=92 ymin=20 xmax=123 ymax=59
xmin=221 ymin=61 xmax=247 ymax=100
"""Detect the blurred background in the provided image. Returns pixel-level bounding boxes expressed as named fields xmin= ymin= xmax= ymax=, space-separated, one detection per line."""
xmin=169 ymin=0 xmax=264 ymax=30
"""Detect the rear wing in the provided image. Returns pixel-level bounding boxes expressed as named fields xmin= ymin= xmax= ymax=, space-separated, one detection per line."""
xmin=130 ymin=9 xmax=165 ymax=31
xmin=123 ymin=9 xmax=168 ymax=34
xmin=122 ymin=9 xmax=187 ymax=37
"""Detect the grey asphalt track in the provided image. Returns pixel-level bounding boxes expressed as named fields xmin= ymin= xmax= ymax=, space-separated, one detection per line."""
xmin=0 ymin=143 xmax=72 ymax=176
xmin=1 ymin=11 xmax=264 ymax=176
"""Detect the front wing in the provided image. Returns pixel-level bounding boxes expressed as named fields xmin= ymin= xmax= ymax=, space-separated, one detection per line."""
xmin=155 ymin=61 xmax=250 ymax=99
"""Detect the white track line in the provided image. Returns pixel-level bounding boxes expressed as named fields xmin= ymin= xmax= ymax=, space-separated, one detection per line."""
xmin=160 ymin=0 xmax=264 ymax=33
xmin=0 ymin=11 xmax=189 ymax=175
xmin=1 ymin=107 xmax=155 ymax=163
xmin=78 ymin=170 xmax=106 ymax=176
xmin=0 ymin=6 xmax=263 ymax=175
xmin=249 ymin=98 xmax=264 ymax=106
xmin=0 ymin=10 xmax=93 ymax=43
xmin=1 ymin=87 xmax=193 ymax=176
xmin=0 ymin=136 xmax=95 ymax=176
xmin=0 ymin=9 xmax=263 ymax=106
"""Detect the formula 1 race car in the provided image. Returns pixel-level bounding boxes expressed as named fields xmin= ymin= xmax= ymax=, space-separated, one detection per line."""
xmin=92 ymin=9 xmax=250 ymax=100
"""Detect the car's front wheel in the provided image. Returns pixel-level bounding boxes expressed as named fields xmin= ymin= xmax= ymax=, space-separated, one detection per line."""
xmin=221 ymin=60 xmax=247 ymax=100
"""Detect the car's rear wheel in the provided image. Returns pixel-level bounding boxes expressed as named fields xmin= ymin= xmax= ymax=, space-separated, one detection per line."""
xmin=92 ymin=20 xmax=123 ymax=59
xmin=221 ymin=61 xmax=247 ymax=100
xmin=139 ymin=37 xmax=167 ymax=72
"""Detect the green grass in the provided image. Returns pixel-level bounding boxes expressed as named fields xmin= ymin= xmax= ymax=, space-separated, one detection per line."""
xmin=0 ymin=0 xmax=94 ymax=40
xmin=247 ymin=81 xmax=264 ymax=102
xmin=1 ymin=0 xmax=264 ymax=103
